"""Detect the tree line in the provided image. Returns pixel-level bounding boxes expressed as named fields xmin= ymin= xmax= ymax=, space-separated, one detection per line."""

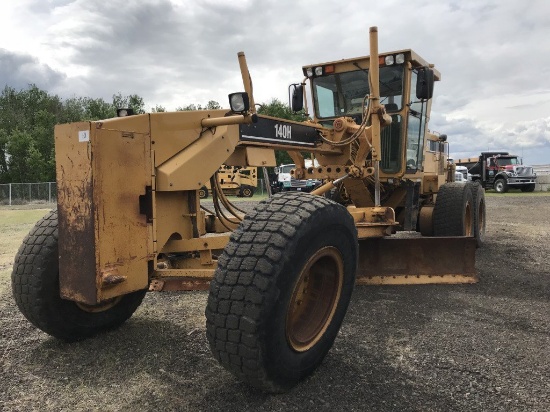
xmin=0 ymin=84 xmax=305 ymax=183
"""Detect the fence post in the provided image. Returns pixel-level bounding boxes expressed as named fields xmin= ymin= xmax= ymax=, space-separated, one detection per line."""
xmin=9 ymin=183 xmax=11 ymax=206
xmin=49 ymin=182 xmax=52 ymax=203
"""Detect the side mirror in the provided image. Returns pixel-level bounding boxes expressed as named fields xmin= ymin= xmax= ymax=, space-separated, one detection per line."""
xmin=416 ymin=67 xmax=434 ymax=100
xmin=289 ymin=84 xmax=304 ymax=112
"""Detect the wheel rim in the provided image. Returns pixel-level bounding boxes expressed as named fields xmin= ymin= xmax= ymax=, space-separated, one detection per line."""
xmin=495 ymin=181 xmax=503 ymax=192
xmin=243 ymin=188 xmax=252 ymax=197
xmin=464 ymin=201 xmax=473 ymax=237
xmin=286 ymin=246 xmax=344 ymax=352
xmin=199 ymin=190 xmax=206 ymax=198
xmin=76 ymin=297 xmax=122 ymax=313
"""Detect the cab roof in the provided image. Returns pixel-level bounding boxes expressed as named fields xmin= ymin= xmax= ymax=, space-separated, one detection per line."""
xmin=302 ymin=49 xmax=441 ymax=81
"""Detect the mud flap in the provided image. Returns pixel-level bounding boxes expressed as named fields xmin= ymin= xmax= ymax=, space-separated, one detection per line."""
xmin=356 ymin=236 xmax=477 ymax=285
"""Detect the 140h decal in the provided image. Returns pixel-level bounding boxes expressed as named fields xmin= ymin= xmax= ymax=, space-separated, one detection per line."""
xmin=274 ymin=123 xmax=292 ymax=140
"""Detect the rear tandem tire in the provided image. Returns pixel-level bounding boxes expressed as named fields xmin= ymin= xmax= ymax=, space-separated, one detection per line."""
xmin=11 ymin=210 xmax=147 ymax=342
xmin=468 ymin=182 xmax=486 ymax=247
xmin=205 ymin=192 xmax=358 ymax=393
xmin=433 ymin=183 xmax=475 ymax=237
xmin=520 ymin=184 xmax=536 ymax=192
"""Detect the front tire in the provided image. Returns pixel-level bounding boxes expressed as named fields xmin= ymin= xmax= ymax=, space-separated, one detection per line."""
xmin=11 ymin=210 xmax=147 ymax=342
xmin=206 ymin=193 xmax=358 ymax=392
xmin=521 ymin=184 xmax=536 ymax=192
xmin=494 ymin=178 xmax=508 ymax=193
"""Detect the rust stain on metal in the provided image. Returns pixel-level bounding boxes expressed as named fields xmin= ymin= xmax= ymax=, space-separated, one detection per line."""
xmin=149 ymin=280 xmax=165 ymax=291
xmin=149 ymin=278 xmax=210 ymax=291
xmin=100 ymin=267 xmax=127 ymax=288
xmin=58 ymin=186 xmax=98 ymax=303
xmin=56 ymin=123 xmax=98 ymax=305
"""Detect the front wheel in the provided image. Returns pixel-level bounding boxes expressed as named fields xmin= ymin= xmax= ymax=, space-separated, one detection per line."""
xmin=240 ymin=185 xmax=255 ymax=198
xmin=11 ymin=210 xmax=147 ymax=341
xmin=494 ymin=178 xmax=508 ymax=193
xmin=206 ymin=193 xmax=358 ymax=392
xmin=521 ymin=184 xmax=536 ymax=192
xmin=199 ymin=186 xmax=209 ymax=199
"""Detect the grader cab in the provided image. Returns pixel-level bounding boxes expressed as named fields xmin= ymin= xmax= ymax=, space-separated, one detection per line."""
xmin=12 ymin=27 xmax=484 ymax=392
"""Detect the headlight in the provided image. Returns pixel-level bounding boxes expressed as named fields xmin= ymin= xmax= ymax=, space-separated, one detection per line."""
xmin=306 ymin=67 xmax=314 ymax=77
xmin=396 ymin=53 xmax=405 ymax=64
xmin=314 ymin=66 xmax=323 ymax=76
xmin=385 ymin=55 xmax=394 ymax=65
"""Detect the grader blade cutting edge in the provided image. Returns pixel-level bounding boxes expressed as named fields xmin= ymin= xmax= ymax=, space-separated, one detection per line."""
xmin=356 ymin=237 xmax=477 ymax=285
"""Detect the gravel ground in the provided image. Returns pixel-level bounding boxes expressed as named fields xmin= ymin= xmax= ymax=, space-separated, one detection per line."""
xmin=1 ymin=194 xmax=549 ymax=411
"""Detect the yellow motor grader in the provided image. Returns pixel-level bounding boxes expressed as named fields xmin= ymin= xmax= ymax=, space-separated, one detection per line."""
xmin=11 ymin=27 xmax=485 ymax=392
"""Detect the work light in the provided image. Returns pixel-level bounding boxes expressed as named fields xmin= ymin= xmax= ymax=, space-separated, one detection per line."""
xmin=228 ymin=92 xmax=250 ymax=113
xmin=117 ymin=108 xmax=134 ymax=117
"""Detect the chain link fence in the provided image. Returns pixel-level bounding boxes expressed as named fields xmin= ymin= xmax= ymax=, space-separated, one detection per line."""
xmin=0 ymin=182 xmax=57 ymax=206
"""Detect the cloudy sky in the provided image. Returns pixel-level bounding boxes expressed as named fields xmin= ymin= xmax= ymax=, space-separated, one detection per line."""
xmin=1 ymin=0 xmax=549 ymax=164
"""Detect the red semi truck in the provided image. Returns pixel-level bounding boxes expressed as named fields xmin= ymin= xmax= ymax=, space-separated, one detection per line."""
xmin=456 ymin=152 xmax=537 ymax=193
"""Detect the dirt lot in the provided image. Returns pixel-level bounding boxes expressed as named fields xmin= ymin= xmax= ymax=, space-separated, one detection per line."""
xmin=1 ymin=194 xmax=549 ymax=411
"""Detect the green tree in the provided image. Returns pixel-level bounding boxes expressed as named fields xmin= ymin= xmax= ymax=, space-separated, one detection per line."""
xmin=60 ymin=97 xmax=86 ymax=123
xmin=0 ymin=85 xmax=63 ymax=182
xmin=206 ymin=100 xmax=221 ymax=110
xmin=0 ymin=85 xmax=147 ymax=183
xmin=85 ymin=97 xmax=115 ymax=119
xmin=151 ymin=105 xmax=166 ymax=113
xmin=5 ymin=130 xmax=33 ymax=182
xmin=112 ymin=93 xmax=145 ymax=114
xmin=0 ymin=129 xmax=9 ymax=179
xmin=176 ymin=100 xmax=221 ymax=111
xmin=257 ymin=98 xmax=308 ymax=122
xmin=257 ymin=99 xmax=309 ymax=166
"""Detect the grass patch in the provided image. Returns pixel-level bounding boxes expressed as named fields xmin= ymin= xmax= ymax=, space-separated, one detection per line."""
xmin=0 ymin=209 xmax=50 ymax=291
xmin=485 ymin=191 xmax=550 ymax=197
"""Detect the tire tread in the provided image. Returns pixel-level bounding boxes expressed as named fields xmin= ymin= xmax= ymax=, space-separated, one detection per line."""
xmin=433 ymin=183 xmax=474 ymax=236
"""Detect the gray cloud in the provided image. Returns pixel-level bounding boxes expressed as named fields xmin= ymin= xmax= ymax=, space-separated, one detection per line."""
xmin=432 ymin=111 xmax=550 ymax=164
xmin=0 ymin=49 xmax=65 ymax=91
xmin=2 ymin=0 xmax=550 ymax=165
